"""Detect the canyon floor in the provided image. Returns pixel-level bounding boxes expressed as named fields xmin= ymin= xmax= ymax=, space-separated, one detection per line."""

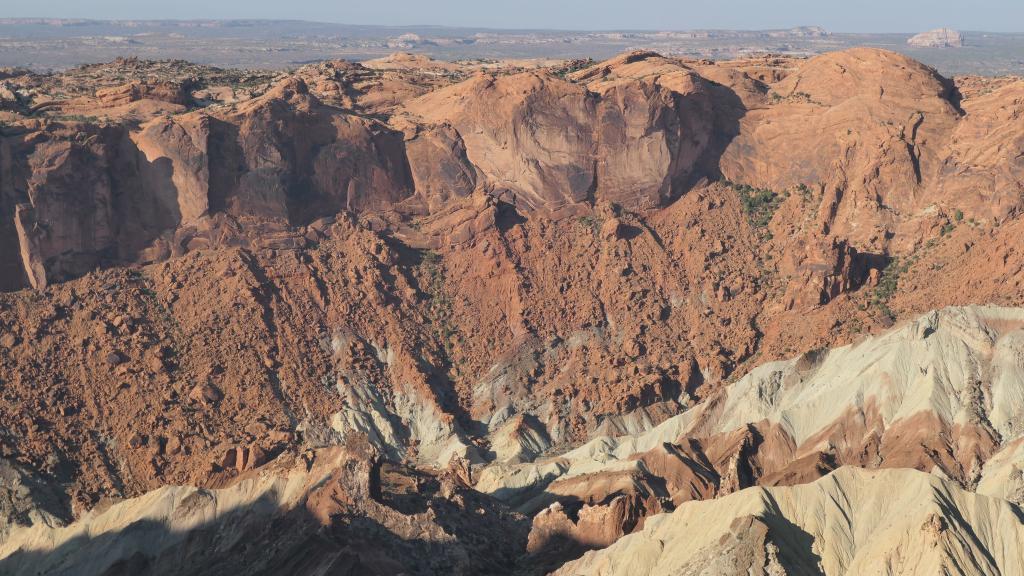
xmin=1 ymin=47 xmax=1023 ymax=574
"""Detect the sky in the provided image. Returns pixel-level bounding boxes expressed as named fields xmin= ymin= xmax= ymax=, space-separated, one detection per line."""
xmin=10 ymin=0 xmax=1024 ymax=33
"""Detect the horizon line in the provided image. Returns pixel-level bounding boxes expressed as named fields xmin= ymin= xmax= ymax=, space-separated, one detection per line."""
xmin=0 ymin=17 xmax=1020 ymax=36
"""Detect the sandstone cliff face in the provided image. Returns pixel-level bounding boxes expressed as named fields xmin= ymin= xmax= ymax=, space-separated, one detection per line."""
xmin=400 ymin=123 xmax=477 ymax=213
xmin=400 ymin=64 xmax=714 ymax=212
xmin=131 ymin=113 xmax=211 ymax=225
xmin=716 ymin=48 xmax=964 ymax=249
xmin=13 ymin=128 xmax=119 ymax=283
xmin=0 ymin=77 xmax=421 ymax=290
xmin=590 ymin=72 xmax=713 ymax=208
xmin=218 ymin=78 xmax=415 ymax=222
xmin=935 ymin=79 xmax=1024 ymax=224
xmin=401 ymin=73 xmax=597 ymax=211
xmin=95 ymin=80 xmax=191 ymax=108
xmin=2 ymin=48 xmax=1022 ymax=291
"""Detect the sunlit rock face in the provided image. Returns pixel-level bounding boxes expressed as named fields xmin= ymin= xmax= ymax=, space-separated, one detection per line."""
xmin=2 ymin=48 xmax=1024 ymax=575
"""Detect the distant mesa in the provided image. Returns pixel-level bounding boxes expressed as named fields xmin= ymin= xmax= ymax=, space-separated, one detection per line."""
xmin=907 ymin=28 xmax=964 ymax=48
xmin=388 ymin=32 xmax=435 ymax=49
xmin=776 ymin=25 xmax=829 ymax=38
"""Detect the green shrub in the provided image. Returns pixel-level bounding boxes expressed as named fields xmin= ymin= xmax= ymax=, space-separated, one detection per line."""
xmin=796 ymin=183 xmax=813 ymax=202
xmin=870 ymin=257 xmax=911 ymax=321
xmin=553 ymin=58 xmax=596 ymax=79
xmin=578 ymin=215 xmax=601 ymax=235
xmin=731 ymin=183 xmax=783 ymax=228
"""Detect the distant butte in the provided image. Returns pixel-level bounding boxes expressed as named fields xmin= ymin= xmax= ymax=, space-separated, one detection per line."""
xmin=907 ymin=27 xmax=965 ymax=48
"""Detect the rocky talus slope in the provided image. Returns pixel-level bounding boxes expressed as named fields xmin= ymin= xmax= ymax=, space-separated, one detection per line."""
xmin=0 ymin=48 xmax=1023 ymax=573
xmin=3 ymin=306 xmax=1024 ymax=574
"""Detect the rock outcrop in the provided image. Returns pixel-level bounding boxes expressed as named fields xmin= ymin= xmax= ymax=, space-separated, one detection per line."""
xmin=908 ymin=28 xmax=965 ymax=48
xmin=4 ymin=48 xmax=1022 ymax=290
xmin=476 ymin=306 xmax=1024 ymax=559
xmin=556 ymin=467 xmax=1024 ymax=575
xmin=95 ymin=80 xmax=192 ymax=107
xmin=0 ymin=445 xmax=528 ymax=576
xmin=399 ymin=62 xmax=713 ymax=212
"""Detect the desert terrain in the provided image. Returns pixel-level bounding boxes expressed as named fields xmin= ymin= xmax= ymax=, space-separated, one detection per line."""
xmin=1 ymin=19 xmax=1023 ymax=76
xmin=0 ymin=35 xmax=1023 ymax=575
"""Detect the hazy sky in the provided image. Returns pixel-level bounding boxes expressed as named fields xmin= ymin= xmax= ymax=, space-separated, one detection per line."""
xmin=12 ymin=0 xmax=1024 ymax=33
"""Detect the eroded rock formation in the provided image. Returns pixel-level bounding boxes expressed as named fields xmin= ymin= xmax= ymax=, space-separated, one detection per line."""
xmin=557 ymin=467 xmax=1024 ymax=575
xmin=1 ymin=48 xmax=1024 ymax=574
